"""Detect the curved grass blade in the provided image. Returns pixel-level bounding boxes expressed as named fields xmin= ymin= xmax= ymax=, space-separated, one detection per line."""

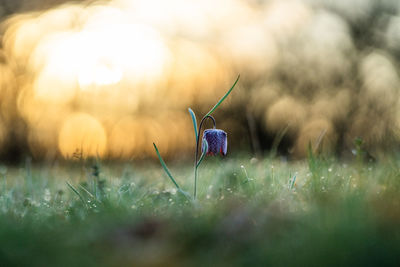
xmin=153 ymin=143 xmax=181 ymax=190
xmin=188 ymin=108 xmax=198 ymax=140
xmin=79 ymin=184 xmax=95 ymax=200
xmin=196 ymin=141 xmax=208 ymax=168
xmin=205 ymin=74 xmax=240 ymax=117
xmin=289 ymin=175 xmax=297 ymax=190
xmin=270 ymin=124 xmax=289 ymax=158
xmin=66 ymin=181 xmax=86 ymax=206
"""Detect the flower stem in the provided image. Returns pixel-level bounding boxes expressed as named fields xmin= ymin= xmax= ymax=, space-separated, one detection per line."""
xmin=194 ymin=115 xmax=216 ymax=199
xmin=194 ymin=166 xmax=198 ymax=200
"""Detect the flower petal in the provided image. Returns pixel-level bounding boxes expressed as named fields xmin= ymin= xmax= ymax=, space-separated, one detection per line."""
xmin=202 ymin=129 xmax=227 ymax=157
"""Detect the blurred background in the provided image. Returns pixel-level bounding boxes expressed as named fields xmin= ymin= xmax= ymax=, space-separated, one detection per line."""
xmin=0 ymin=0 xmax=399 ymax=162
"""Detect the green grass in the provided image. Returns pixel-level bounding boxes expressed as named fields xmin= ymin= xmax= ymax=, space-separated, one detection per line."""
xmin=0 ymin=155 xmax=399 ymax=266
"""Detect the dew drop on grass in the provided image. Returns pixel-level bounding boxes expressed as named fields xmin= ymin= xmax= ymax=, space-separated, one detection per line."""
xmin=164 ymin=188 xmax=177 ymax=195
xmin=250 ymin=158 xmax=258 ymax=164
xmin=43 ymin=188 xmax=51 ymax=202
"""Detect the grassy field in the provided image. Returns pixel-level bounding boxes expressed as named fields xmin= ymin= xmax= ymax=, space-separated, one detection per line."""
xmin=0 ymin=153 xmax=399 ymax=267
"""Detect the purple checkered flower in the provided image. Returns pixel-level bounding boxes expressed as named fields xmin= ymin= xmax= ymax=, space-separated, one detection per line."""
xmin=202 ymin=129 xmax=227 ymax=156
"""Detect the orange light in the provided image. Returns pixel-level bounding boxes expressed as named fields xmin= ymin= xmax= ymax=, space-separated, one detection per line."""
xmin=58 ymin=113 xmax=107 ymax=158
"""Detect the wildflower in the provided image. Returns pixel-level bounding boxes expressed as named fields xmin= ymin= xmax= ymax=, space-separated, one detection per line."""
xmin=153 ymin=75 xmax=239 ymax=200
xmin=202 ymin=129 xmax=227 ymax=156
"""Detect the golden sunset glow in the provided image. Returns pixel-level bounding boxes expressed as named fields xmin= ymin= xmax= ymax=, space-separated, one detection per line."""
xmin=58 ymin=113 xmax=107 ymax=158
xmin=0 ymin=0 xmax=399 ymax=159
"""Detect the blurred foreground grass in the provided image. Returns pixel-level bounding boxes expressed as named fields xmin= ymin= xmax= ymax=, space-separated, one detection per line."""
xmin=0 ymin=154 xmax=399 ymax=266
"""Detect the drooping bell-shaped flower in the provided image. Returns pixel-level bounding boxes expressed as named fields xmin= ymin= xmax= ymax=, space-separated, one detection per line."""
xmin=202 ymin=129 xmax=227 ymax=156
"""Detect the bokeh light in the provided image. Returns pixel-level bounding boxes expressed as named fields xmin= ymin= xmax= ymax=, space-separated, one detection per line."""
xmin=58 ymin=113 xmax=107 ymax=158
xmin=0 ymin=0 xmax=399 ymax=160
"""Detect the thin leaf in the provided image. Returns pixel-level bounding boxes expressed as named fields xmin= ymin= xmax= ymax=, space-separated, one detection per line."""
xmin=153 ymin=143 xmax=181 ymax=190
xmin=178 ymin=189 xmax=192 ymax=201
xmin=270 ymin=124 xmax=289 ymax=158
xmin=79 ymin=184 xmax=95 ymax=199
xmin=66 ymin=181 xmax=86 ymax=205
xmin=289 ymin=175 xmax=297 ymax=190
xmin=188 ymin=108 xmax=198 ymax=140
xmin=205 ymin=74 xmax=240 ymax=117
xmin=196 ymin=141 xmax=208 ymax=168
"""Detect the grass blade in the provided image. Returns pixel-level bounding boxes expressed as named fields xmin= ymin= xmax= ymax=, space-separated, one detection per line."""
xmin=79 ymin=184 xmax=95 ymax=200
xmin=270 ymin=125 xmax=289 ymax=158
xmin=289 ymin=175 xmax=297 ymax=190
xmin=205 ymin=75 xmax=240 ymax=117
xmin=153 ymin=143 xmax=181 ymax=190
xmin=188 ymin=108 xmax=198 ymax=140
xmin=66 ymin=181 xmax=86 ymax=205
xmin=178 ymin=189 xmax=192 ymax=201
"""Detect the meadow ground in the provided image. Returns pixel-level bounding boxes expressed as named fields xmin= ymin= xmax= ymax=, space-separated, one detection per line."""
xmin=0 ymin=153 xmax=399 ymax=267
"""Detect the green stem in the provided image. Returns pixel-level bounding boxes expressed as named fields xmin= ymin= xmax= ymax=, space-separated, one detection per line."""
xmin=194 ymin=115 xmax=216 ymax=199
xmin=194 ymin=166 xmax=198 ymax=200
